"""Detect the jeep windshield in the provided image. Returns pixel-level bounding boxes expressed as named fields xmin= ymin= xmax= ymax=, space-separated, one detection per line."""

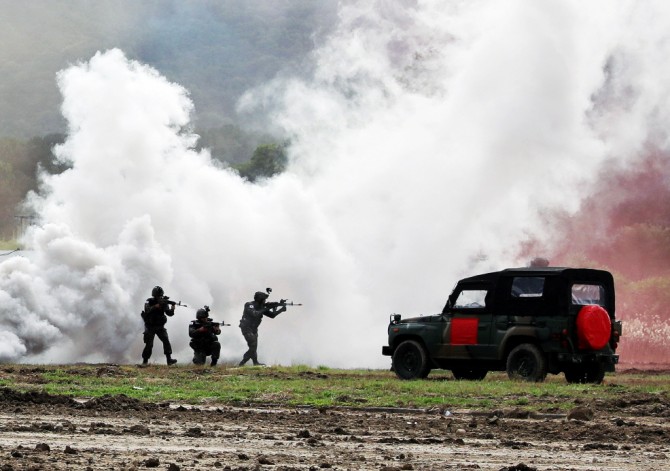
xmin=452 ymin=289 xmax=488 ymax=309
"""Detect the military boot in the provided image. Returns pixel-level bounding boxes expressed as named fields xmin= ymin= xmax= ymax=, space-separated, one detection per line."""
xmin=166 ymin=356 xmax=178 ymax=366
xmin=210 ymin=358 xmax=218 ymax=366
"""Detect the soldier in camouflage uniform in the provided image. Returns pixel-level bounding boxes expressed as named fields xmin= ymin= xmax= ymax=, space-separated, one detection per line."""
xmin=238 ymin=291 xmax=286 ymax=366
xmin=141 ymin=286 xmax=178 ymax=365
xmin=189 ymin=306 xmax=222 ymax=366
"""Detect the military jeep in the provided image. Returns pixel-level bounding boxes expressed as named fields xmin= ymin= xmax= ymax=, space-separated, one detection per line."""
xmin=382 ymin=267 xmax=622 ymax=383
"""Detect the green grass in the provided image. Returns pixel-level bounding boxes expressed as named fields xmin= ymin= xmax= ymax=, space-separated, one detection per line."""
xmin=1 ymin=364 xmax=668 ymax=411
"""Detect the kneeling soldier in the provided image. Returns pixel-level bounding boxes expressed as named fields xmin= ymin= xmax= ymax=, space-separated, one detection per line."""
xmin=189 ymin=306 xmax=222 ymax=366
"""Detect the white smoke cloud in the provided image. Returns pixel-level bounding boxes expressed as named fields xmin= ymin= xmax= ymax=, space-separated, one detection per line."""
xmin=1 ymin=0 xmax=669 ymax=367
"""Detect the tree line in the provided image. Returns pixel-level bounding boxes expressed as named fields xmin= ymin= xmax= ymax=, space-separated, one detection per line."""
xmin=0 ymin=128 xmax=287 ymax=241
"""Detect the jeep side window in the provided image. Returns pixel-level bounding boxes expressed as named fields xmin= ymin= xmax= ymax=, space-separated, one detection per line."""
xmin=453 ymin=289 xmax=488 ymax=309
xmin=511 ymin=277 xmax=544 ymax=298
xmin=572 ymin=283 xmax=605 ymax=306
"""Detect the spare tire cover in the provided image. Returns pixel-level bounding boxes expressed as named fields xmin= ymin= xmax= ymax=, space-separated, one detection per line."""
xmin=576 ymin=305 xmax=611 ymax=350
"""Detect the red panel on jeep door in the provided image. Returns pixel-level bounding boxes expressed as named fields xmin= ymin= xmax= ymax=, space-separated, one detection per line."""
xmin=450 ymin=318 xmax=479 ymax=345
xmin=576 ymin=305 xmax=611 ymax=350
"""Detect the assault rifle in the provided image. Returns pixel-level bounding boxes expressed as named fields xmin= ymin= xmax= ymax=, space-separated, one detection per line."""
xmin=264 ymin=287 xmax=302 ymax=310
xmin=203 ymin=319 xmax=231 ymax=329
xmin=203 ymin=318 xmax=230 ymax=328
xmin=198 ymin=306 xmax=230 ymax=329
xmin=266 ymin=300 xmax=303 ymax=308
xmin=161 ymin=296 xmax=188 ymax=308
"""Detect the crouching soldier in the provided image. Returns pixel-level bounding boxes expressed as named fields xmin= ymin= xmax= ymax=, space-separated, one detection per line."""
xmin=189 ymin=306 xmax=221 ymax=366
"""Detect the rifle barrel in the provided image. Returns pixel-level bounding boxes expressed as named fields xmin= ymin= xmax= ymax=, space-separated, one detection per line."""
xmin=161 ymin=296 xmax=187 ymax=307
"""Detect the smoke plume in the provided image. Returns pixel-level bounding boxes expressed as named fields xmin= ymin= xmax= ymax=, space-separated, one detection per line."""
xmin=1 ymin=1 xmax=669 ymax=367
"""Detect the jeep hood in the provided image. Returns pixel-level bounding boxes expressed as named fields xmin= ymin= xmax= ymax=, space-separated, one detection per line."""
xmin=400 ymin=314 xmax=442 ymax=323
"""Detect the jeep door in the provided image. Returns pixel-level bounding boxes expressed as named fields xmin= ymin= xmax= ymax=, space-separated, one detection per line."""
xmin=493 ymin=274 xmax=561 ymax=356
xmin=437 ymin=282 xmax=495 ymax=359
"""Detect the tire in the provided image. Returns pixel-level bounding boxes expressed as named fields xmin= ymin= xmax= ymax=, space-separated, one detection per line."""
xmin=452 ymin=368 xmax=488 ymax=381
xmin=576 ymin=305 xmax=611 ymax=350
xmin=506 ymin=343 xmax=547 ymax=382
xmin=564 ymin=363 xmax=606 ymax=384
xmin=392 ymin=340 xmax=431 ymax=380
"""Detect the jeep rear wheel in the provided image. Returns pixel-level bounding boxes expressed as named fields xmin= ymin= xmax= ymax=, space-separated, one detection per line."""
xmin=452 ymin=368 xmax=488 ymax=380
xmin=564 ymin=362 xmax=605 ymax=384
xmin=392 ymin=340 xmax=431 ymax=380
xmin=506 ymin=343 xmax=547 ymax=382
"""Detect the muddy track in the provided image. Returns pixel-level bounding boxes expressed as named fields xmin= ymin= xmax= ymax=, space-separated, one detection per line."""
xmin=0 ymin=386 xmax=669 ymax=470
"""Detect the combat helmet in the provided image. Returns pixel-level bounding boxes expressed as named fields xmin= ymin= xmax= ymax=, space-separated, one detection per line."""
xmin=254 ymin=291 xmax=269 ymax=302
xmin=152 ymin=285 xmax=164 ymax=297
xmin=196 ymin=306 xmax=210 ymax=319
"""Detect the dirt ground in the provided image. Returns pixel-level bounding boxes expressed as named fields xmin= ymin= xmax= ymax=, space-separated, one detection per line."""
xmin=0 ymin=370 xmax=669 ymax=471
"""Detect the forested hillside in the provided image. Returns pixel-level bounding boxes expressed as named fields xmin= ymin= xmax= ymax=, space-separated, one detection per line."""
xmin=0 ymin=1 xmax=336 ymax=138
xmin=0 ymin=135 xmax=65 ymax=240
xmin=0 ymin=127 xmax=287 ymax=239
xmin=0 ymin=1 xmax=334 ymax=239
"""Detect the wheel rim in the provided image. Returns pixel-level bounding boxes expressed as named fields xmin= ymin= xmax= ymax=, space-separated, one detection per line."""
xmin=514 ymin=352 xmax=536 ymax=378
xmin=399 ymin=348 xmax=420 ymax=373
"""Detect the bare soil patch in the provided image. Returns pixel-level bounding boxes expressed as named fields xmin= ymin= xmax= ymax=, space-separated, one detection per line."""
xmin=0 ymin=371 xmax=669 ymax=470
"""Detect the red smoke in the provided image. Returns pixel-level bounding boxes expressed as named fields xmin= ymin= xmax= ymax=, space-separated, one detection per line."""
xmin=521 ymin=150 xmax=670 ymax=366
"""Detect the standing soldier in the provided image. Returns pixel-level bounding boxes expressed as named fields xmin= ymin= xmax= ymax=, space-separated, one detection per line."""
xmin=141 ymin=285 xmax=178 ymax=365
xmin=189 ymin=306 xmax=222 ymax=366
xmin=238 ymin=290 xmax=286 ymax=366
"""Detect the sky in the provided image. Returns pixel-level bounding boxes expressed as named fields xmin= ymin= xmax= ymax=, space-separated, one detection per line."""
xmin=1 ymin=0 xmax=669 ymax=367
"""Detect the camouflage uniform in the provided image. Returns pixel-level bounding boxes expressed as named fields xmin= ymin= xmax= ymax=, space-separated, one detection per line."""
xmin=189 ymin=315 xmax=221 ymax=366
xmin=141 ymin=288 xmax=177 ymax=365
xmin=238 ymin=292 xmax=285 ymax=366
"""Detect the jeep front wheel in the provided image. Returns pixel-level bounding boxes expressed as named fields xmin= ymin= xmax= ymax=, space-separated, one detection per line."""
xmin=506 ymin=343 xmax=547 ymax=382
xmin=392 ymin=340 xmax=430 ymax=380
xmin=564 ymin=363 xmax=605 ymax=384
